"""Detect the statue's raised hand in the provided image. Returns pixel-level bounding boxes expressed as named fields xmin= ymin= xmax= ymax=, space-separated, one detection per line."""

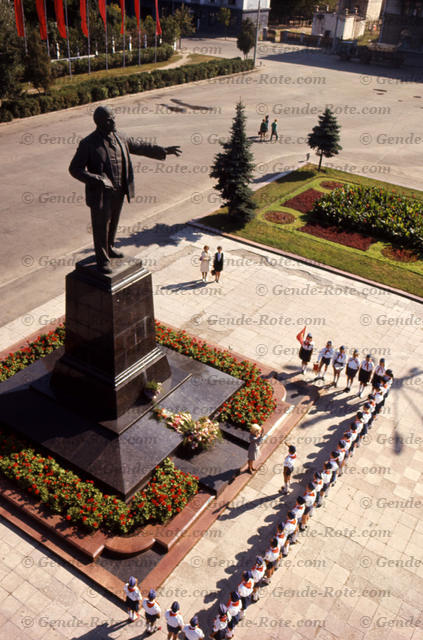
xmin=165 ymin=146 xmax=182 ymax=157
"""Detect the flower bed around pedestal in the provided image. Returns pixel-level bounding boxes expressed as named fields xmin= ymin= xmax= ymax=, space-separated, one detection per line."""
xmin=0 ymin=426 xmax=198 ymax=535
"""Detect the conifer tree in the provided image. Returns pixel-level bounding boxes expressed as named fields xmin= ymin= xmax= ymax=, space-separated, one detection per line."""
xmin=308 ymin=107 xmax=342 ymax=171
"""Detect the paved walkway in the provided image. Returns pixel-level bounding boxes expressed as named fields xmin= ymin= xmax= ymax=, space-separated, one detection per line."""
xmin=0 ymin=227 xmax=422 ymax=639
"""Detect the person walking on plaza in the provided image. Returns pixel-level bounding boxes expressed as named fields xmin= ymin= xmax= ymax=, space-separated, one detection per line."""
xmin=165 ymin=602 xmax=184 ymax=640
xmin=332 ymin=345 xmax=347 ymax=387
xmin=226 ymin=591 xmax=243 ymax=628
xmin=251 ymin=555 xmax=266 ymax=601
xmin=124 ymin=576 xmax=141 ymax=622
xmin=263 ymin=538 xmax=280 ymax=584
xmin=316 ymin=340 xmax=334 ymax=380
xmin=372 ymin=358 xmax=386 ymax=391
xmin=210 ymin=604 xmax=231 ymax=640
xmin=344 ymin=349 xmax=360 ymax=392
xmin=247 ymin=423 xmax=263 ymax=474
xmin=358 ymin=354 xmax=375 ymax=398
xmin=212 ymin=246 xmax=224 ymax=283
xmin=142 ymin=589 xmax=161 ymax=634
xmin=237 ymin=570 xmax=254 ymax=611
xmin=280 ymin=443 xmax=296 ymax=494
xmin=270 ymin=119 xmax=278 ymax=141
xmin=200 ymin=245 xmax=211 ymax=283
xmin=299 ymin=332 xmax=315 ymax=375
xmin=258 ymin=118 xmax=267 ymax=141
xmin=183 ymin=616 xmax=205 ymax=640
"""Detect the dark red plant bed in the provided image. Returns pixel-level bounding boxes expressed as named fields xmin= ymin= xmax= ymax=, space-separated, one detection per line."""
xmin=320 ymin=181 xmax=345 ymax=190
xmin=299 ymin=223 xmax=377 ymax=251
xmin=264 ymin=210 xmax=295 ymax=224
xmin=382 ymin=246 xmax=420 ymax=262
xmin=283 ymin=188 xmax=324 ymax=213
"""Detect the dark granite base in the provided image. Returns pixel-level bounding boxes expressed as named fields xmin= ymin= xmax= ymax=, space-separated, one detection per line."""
xmin=0 ymin=346 xmax=243 ymax=502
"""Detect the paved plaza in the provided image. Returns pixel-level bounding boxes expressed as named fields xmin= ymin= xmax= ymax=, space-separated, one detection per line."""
xmin=0 ymin=37 xmax=422 ymax=640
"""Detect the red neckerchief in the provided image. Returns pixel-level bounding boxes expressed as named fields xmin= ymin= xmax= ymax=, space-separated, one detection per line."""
xmin=228 ymin=599 xmax=240 ymax=607
xmin=146 ymin=601 xmax=155 ymax=608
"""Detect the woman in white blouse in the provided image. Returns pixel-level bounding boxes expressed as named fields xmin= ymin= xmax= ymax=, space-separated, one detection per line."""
xmin=344 ymin=349 xmax=360 ymax=392
xmin=332 ymin=345 xmax=347 ymax=387
xmin=358 ymin=354 xmax=375 ymax=398
xmin=199 ymin=245 xmax=211 ymax=282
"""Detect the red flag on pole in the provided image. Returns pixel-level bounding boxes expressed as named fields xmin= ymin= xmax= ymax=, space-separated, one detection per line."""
xmin=54 ymin=0 xmax=67 ymax=39
xmin=155 ymin=0 xmax=161 ymax=36
xmin=296 ymin=326 xmax=306 ymax=346
xmin=98 ymin=0 xmax=106 ymax=29
xmin=35 ymin=0 xmax=47 ymax=40
xmin=119 ymin=0 xmax=125 ymax=35
xmin=14 ymin=0 xmax=25 ymax=37
xmin=80 ymin=0 xmax=89 ymax=36
xmin=134 ymin=0 xmax=140 ymax=32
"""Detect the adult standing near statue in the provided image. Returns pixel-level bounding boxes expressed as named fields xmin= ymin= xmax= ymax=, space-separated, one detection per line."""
xmin=69 ymin=105 xmax=181 ymax=274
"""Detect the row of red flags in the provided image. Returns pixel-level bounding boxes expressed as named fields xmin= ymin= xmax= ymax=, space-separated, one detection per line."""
xmin=14 ymin=0 xmax=161 ymax=41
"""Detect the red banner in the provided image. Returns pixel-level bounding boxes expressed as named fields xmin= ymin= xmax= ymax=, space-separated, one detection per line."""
xmin=134 ymin=0 xmax=140 ymax=32
xmin=80 ymin=0 xmax=88 ymax=37
xmin=14 ymin=0 xmax=25 ymax=37
xmin=35 ymin=0 xmax=47 ymax=40
xmin=119 ymin=0 xmax=125 ymax=35
xmin=54 ymin=0 xmax=67 ymax=39
xmin=296 ymin=326 xmax=306 ymax=346
xmin=98 ymin=0 xmax=106 ymax=29
xmin=155 ymin=0 xmax=161 ymax=35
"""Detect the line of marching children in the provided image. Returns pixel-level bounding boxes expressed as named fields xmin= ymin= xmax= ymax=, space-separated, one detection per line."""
xmin=123 ymin=368 xmax=393 ymax=639
xmin=299 ymin=333 xmax=390 ymax=398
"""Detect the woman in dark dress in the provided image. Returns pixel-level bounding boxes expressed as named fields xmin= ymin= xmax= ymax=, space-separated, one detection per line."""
xmin=247 ymin=424 xmax=263 ymax=473
xmin=213 ymin=246 xmax=224 ymax=283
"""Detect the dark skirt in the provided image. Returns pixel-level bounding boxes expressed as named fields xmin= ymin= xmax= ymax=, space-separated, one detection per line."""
xmin=321 ymin=356 xmax=331 ymax=366
xmin=346 ymin=366 xmax=358 ymax=379
xmin=145 ymin=613 xmax=159 ymax=623
xmin=359 ymin=369 xmax=372 ymax=384
xmin=299 ymin=346 xmax=313 ymax=363
xmin=126 ymin=597 xmax=140 ymax=612
xmin=372 ymin=372 xmax=383 ymax=386
xmin=167 ymin=622 xmax=181 ymax=634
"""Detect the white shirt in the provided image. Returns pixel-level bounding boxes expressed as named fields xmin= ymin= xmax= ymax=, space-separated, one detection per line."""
xmin=226 ymin=599 xmax=242 ymax=617
xmin=142 ymin=599 xmax=161 ymax=615
xmin=313 ymin=477 xmax=323 ymax=492
xmin=284 ymin=453 xmax=296 ymax=470
xmin=124 ymin=585 xmax=141 ymax=602
xmin=318 ymin=346 xmax=334 ymax=360
xmin=349 ymin=430 xmax=359 ymax=443
xmin=361 ymin=359 xmax=374 ymax=372
xmin=183 ymin=625 xmax=205 ymax=640
xmin=330 ymin=459 xmax=339 ymax=472
xmin=302 ymin=340 xmax=314 ymax=352
xmin=374 ymin=364 xmax=385 ymax=376
xmin=321 ymin=469 xmax=332 ymax=484
xmin=213 ymin=614 xmax=231 ymax=632
xmin=265 ymin=546 xmax=280 ymax=563
xmin=276 ymin=530 xmax=288 ymax=548
xmin=292 ymin=503 xmax=306 ymax=521
xmin=251 ymin=564 xmax=265 ymax=582
xmin=237 ymin=580 xmax=253 ymax=597
xmin=333 ymin=351 xmax=347 ymax=367
xmin=304 ymin=491 xmax=316 ymax=507
xmin=362 ymin=411 xmax=372 ymax=425
xmin=165 ymin=610 xmax=184 ymax=629
xmin=284 ymin=518 xmax=297 ymax=535
xmin=337 ymin=449 xmax=346 ymax=463
xmin=347 ymin=356 xmax=360 ymax=370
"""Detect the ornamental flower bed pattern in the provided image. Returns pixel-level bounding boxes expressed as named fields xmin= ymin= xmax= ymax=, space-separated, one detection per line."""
xmin=0 ymin=428 xmax=198 ymax=535
xmin=264 ymin=211 xmax=296 ymax=224
xmin=300 ymin=223 xmax=376 ymax=251
xmin=0 ymin=326 xmax=65 ymax=382
xmin=319 ymin=181 xmax=345 ymax=190
xmin=155 ymin=322 xmax=275 ymax=429
xmin=282 ymin=188 xmax=324 ymax=213
xmin=311 ymin=185 xmax=423 ymax=253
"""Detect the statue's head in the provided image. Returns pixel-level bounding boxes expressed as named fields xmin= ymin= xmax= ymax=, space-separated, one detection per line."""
xmin=93 ymin=106 xmax=116 ymax=134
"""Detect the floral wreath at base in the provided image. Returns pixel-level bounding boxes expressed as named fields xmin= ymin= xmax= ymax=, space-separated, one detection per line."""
xmin=154 ymin=407 xmax=223 ymax=452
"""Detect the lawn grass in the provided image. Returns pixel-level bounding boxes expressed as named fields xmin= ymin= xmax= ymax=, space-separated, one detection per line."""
xmin=199 ymin=165 xmax=423 ymax=298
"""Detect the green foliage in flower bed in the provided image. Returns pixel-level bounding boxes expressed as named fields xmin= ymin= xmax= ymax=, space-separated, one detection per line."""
xmin=155 ymin=322 xmax=275 ymax=429
xmin=0 ymin=426 xmax=198 ymax=535
xmin=0 ymin=326 xmax=65 ymax=382
xmin=311 ymin=184 xmax=423 ymax=253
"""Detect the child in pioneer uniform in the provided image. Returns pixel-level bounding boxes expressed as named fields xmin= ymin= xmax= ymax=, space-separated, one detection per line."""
xmin=329 ymin=451 xmax=340 ymax=485
xmin=280 ymin=443 xmax=296 ymax=494
xmin=226 ymin=591 xmax=243 ymax=628
xmin=284 ymin=510 xmax=298 ymax=551
xmin=291 ymin=495 xmax=306 ymax=539
xmin=301 ymin=482 xmax=317 ymax=530
xmin=251 ymin=556 xmax=265 ymax=601
xmin=237 ymin=571 xmax=254 ymax=611
xmin=316 ymin=340 xmax=334 ymax=380
xmin=299 ymin=333 xmax=314 ymax=374
xmin=124 ymin=576 xmax=141 ymax=622
xmin=165 ymin=602 xmax=184 ymax=640
xmin=263 ymin=538 xmax=280 ymax=584
xmin=320 ymin=461 xmax=335 ymax=503
xmin=142 ymin=589 xmax=161 ymax=634
xmin=275 ymin=522 xmax=289 ymax=562
xmin=344 ymin=349 xmax=360 ymax=392
xmin=372 ymin=358 xmax=386 ymax=390
xmin=382 ymin=369 xmax=394 ymax=399
xmin=358 ymin=354 xmax=375 ymax=398
xmin=373 ymin=382 xmax=385 ymax=416
xmin=332 ymin=345 xmax=347 ymax=387
xmin=183 ymin=616 xmax=205 ymax=640
xmin=210 ymin=604 xmax=231 ymax=640
xmin=312 ymin=471 xmax=323 ymax=507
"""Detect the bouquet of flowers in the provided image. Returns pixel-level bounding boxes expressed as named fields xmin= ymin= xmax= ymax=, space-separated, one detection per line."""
xmin=154 ymin=407 xmax=222 ymax=451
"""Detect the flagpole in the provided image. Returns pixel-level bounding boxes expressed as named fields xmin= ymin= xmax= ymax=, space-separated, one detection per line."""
xmin=21 ymin=0 xmax=28 ymax=54
xmin=63 ymin=0 xmax=72 ymax=77
xmin=86 ymin=0 xmax=90 ymax=73
xmin=105 ymin=1 xmax=108 ymax=70
xmin=138 ymin=0 xmax=141 ymax=66
xmin=43 ymin=0 xmax=50 ymax=57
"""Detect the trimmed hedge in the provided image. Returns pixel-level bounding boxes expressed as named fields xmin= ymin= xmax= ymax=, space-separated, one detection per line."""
xmin=51 ymin=44 xmax=174 ymax=78
xmin=0 ymin=58 xmax=254 ymax=122
xmin=311 ymin=184 xmax=423 ymax=253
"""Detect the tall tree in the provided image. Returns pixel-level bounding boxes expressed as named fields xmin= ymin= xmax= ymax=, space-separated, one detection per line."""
xmin=173 ymin=3 xmax=195 ymax=48
xmin=0 ymin=0 xmax=25 ymax=99
xmin=307 ymin=107 xmax=342 ymax=171
xmin=24 ymin=28 xmax=53 ymax=92
xmin=236 ymin=18 xmax=255 ymax=59
xmin=217 ymin=7 xmax=231 ymax=39
xmin=210 ymin=101 xmax=257 ymax=224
